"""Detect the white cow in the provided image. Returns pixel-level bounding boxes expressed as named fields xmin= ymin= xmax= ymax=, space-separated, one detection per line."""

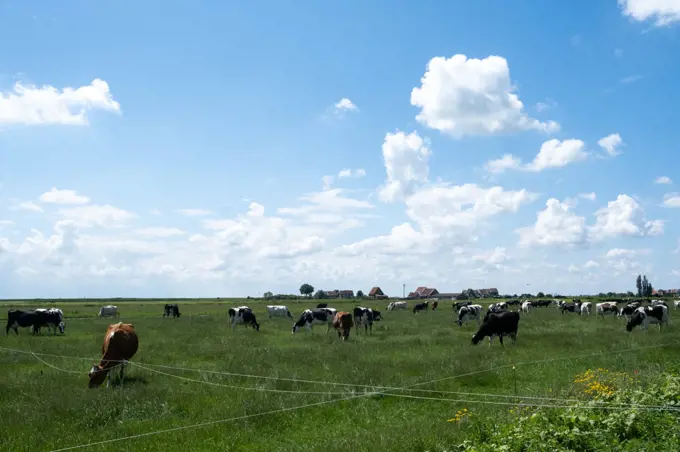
xmin=266 ymin=305 xmax=292 ymax=319
xmin=521 ymin=301 xmax=532 ymax=314
xmin=674 ymin=300 xmax=680 ymax=310
xmin=580 ymin=302 xmax=592 ymax=316
xmin=98 ymin=305 xmax=119 ymax=318
xmin=387 ymin=301 xmax=407 ymax=312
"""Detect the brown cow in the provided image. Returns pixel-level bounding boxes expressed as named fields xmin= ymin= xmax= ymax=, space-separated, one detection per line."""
xmin=332 ymin=312 xmax=354 ymax=341
xmin=88 ymin=322 xmax=139 ymax=388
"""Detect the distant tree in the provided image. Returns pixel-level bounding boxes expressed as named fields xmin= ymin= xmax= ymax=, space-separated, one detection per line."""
xmin=536 ymin=292 xmax=545 ymax=298
xmin=642 ymin=275 xmax=649 ymax=298
xmin=636 ymin=275 xmax=643 ymax=297
xmin=465 ymin=288 xmax=477 ymax=298
xmin=300 ymin=283 xmax=314 ymax=297
xmin=545 ymin=294 xmax=553 ymax=298
xmin=512 ymin=294 xmax=518 ymax=298
xmin=456 ymin=293 xmax=469 ymax=300
xmin=263 ymin=291 xmax=273 ymax=299
xmin=356 ymin=290 xmax=365 ymax=298
xmin=314 ymin=290 xmax=327 ymax=299
xmin=626 ymin=291 xmax=634 ymax=297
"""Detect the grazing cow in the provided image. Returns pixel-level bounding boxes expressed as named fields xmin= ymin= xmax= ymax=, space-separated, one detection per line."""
xmin=163 ymin=304 xmax=181 ymax=318
xmin=483 ymin=302 xmax=508 ymax=321
xmin=291 ymin=309 xmax=333 ymax=334
xmin=6 ymin=309 xmax=42 ymax=335
xmin=651 ymin=300 xmax=669 ymax=310
xmin=316 ymin=303 xmax=328 ymax=309
xmin=266 ymin=305 xmax=293 ymax=319
xmin=596 ymin=302 xmax=618 ymax=318
xmin=560 ymin=301 xmax=581 ymax=315
xmin=457 ymin=304 xmax=483 ymax=327
xmin=387 ymin=301 xmax=407 ymax=312
xmin=674 ymin=300 xmax=680 ymax=310
xmin=618 ymin=302 xmax=640 ymax=319
xmin=229 ymin=308 xmax=259 ymax=331
xmin=580 ymin=302 xmax=592 ymax=316
xmin=228 ymin=306 xmax=252 ymax=322
xmin=453 ymin=301 xmax=472 ymax=311
xmin=532 ymin=299 xmax=552 ymax=308
xmin=432 ymin=301 xmax=439 ymax=311
xmin=472 ymin=311 xmax=520 ymax=347
xmin=32 ymin=308 xmax=65 ymax=335
xmin=353 ymin=307 xmax=382 ymax=334
xmin=413 ymin=301 xmax=429 ymax=314
xmin=521 ymin=301 xmax=532 ymax=314
xmin=88 ymin=323 xmax=139 ymax=388
xmin=332 ymin=312 xmax=354 ymax=340
xmin=505 ymin=300 xmax=521 ymax=307
xmin=626 ymin=305 xmax=669 ymax=332
xmin=98 ymin=305 xmax=119 ymax=318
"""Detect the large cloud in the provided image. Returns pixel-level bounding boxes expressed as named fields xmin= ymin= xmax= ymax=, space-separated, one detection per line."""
xmin=411 ymin=54 xmax=558 ymax=137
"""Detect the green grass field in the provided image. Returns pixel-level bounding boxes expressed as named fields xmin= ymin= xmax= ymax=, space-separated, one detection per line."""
xmin=0 ymin=299 xmax=678 ymax=451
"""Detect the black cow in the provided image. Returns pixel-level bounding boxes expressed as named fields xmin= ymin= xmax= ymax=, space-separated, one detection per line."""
xmin=292 ymin=309 xmax=333 ymax=334
xmin=531 ymin=300 xmax=552 ymax=308
xmin=619 ymin=302 xmax=640 ymax=318
xmin=413 ymin=301 xmax=429 ymax=314
xmin=6 ymin=309 xmax=63 ymax=336
xmin=31 ymin=309 xmax=65 ymax=335
xmin=560 ymin=301 xmax=581 ymax=314
xmin=453 ymin=301 xmax=472 ymax=311
xmin=505 ymin=300 xmax=521 ymax=306
xmin=472 ymin=311 xmax=520 ymax=346
xmin=316 ymin=303 xmax=328 ymax=309
xmin=353 ymin=307 xmax=382 ymax=334
xmin=163 ymin=304 xmax=181 ymax=318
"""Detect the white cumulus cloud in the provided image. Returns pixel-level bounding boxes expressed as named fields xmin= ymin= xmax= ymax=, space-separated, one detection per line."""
xmin=0 ymin=78 xmax=120 ymax=126
xmin=333 ymin=98 xmax=358 ymax=115
xmin=619 ymin=0 xmax=680 ymax=26
xmin=379 ymin=130 xmax=431 ymax=202
xmin=517 ymin=199 xmax=588 ymax=247
xmin=655 ymin=176 xmax=673 ymax=184
xmin=485 ymin=139 xmax=587 ymax=173
xmin=410 ymin=54 xmax=559 ymax=137
xmin=338 ymin=168 xmax=366 ymax=178
xmin=597 ymin=133 xmax=623 ymax=157
xmin=39 ymin=188 xmax=90 ymax=205
xmin=662 ymin=193 xmax=680 ymax=207
xmin=589 ymin=194 xmax=663 ymax=240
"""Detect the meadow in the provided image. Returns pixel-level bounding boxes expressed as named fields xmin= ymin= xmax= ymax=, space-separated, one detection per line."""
xmin=0 ymin=298 xmax=679 ymax=451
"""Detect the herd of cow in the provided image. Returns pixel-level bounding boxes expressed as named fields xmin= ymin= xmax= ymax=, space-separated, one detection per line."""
xmin=4 ymin=296 xmax=677 ymax=388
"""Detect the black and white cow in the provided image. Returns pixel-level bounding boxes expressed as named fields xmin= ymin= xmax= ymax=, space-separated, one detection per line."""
xmin=353 ymin=307 xmax=382 ymax=334
xmin=413 ymin=301 xmax=429 ymax=314
xmin=453 ymin=301 xmax=471 ymax=311
xmin=505 ymin=300 xmax=521 ymax=307
xmin=626 ymin=305 xmax=669 ymax=332
xmin=387 ymin=301 xmax=407 ymax=312
xmin=32 ymin=308 xmax=65 ymax=335
xmin=229 ymin=308 xmax=259 ymax=331
xmin=163 ymin=304 xmax=181 ymax=318
xmin=483 ymin=302 xmax=507 ymax=321
xmin=457 ymin=304 xmax=482 ymax=327
xmin=618 ymin=302 xmax=640 ymax=319
xmin=291 ymin=309 xmax=334 ymax=334
xmin=472 ymin=311 xmax=520 ymax=346
xmin=596 ymin=302 xmax=618 ymax=317
xmin=560 ymin=300 xmax=581 ymax=314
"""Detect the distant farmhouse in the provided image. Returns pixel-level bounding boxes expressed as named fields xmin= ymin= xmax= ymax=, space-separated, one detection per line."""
xmin=652 ymin=289 xmax=680 ymax=296
xmin=322 ymin=289 xmax=354 ymax=299
xmin=407 ymin=286 xmax=499 ymax=300
xmin=368 ymin=287 xmax=388 ymax=299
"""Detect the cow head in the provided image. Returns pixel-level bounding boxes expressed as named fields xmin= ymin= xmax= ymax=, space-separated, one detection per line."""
xmin=471 ymin=332 xmax=482 ymax=345
xmin=88 ymin=364 xmax=107 ymax=388
xmin=372 ymin=310 xmax=383 ymax=321
xmin=58 ymin=322 xmax=65 ymax=334
xmin=626 ymin=313 xmax=644 ymax=332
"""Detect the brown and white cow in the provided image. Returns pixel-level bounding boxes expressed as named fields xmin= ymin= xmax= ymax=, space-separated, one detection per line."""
xmin=332 ymin=312 xmax=354 ymax=341
xmin=88 ymin=322 xmax=139 ymax=388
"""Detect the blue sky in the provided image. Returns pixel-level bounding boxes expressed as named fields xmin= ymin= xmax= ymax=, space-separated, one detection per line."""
xmin=1 ymin=0 xmax=680 ymax=298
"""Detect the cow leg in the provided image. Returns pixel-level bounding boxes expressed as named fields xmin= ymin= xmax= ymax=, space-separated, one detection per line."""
xmin=510 ymin=332 xmax=517 ymax=344
xmin=368 ymin=323 xmax=372 ymax=334
xmin=119 ymin=364 xmax=126 ymax=385
xmin=499 ymin=334 xmax=505 ymax=346
xmin=326 ymin=323 xmax=330 ymax=334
